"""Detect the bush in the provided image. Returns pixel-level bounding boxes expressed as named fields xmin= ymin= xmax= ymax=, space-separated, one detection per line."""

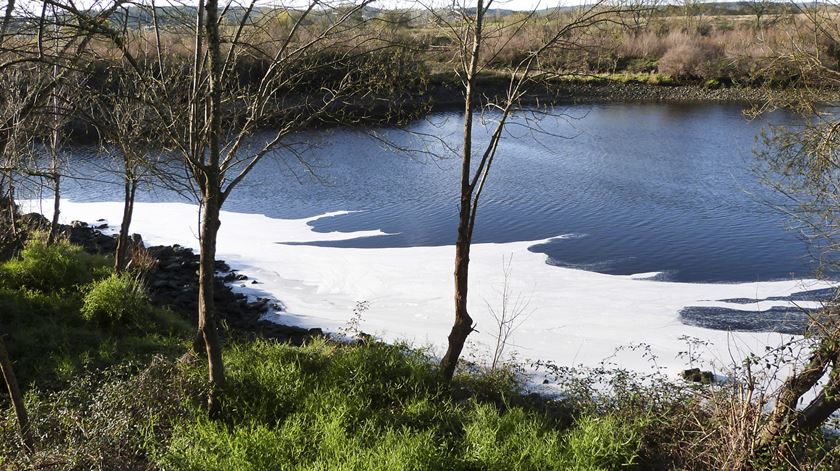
xmin=658 ymin=41 xmax=726 ymax=80
xmin=0 ymin=236 xmax=108 ymax=292
xmin=81 ymin=273 xmax=151 ymax=327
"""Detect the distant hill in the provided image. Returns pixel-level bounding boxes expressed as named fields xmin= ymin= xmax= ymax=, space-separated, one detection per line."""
xmin=60 ymin=1 xmax=840 ymax=32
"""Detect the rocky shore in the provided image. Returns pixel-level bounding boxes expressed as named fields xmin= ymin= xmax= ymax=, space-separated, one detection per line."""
xmin=426 ymin=77 xmax=823 ymax=111
xmin=21 ymin=212 xmax=324 ymax=345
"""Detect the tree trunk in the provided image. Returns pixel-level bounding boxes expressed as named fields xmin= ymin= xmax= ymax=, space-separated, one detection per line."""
xmin=757 ymin=338 xmax=840 ymax=450
xmin=439 ymin=4 xmax=482 ymax=382
xmin=47 ymin=175 xmax=60 ymax=245
xmin=440 ymin=224 xmax=474 ymax=380
xmin=196 ymin=0 xmax=225 ymax=417
xmin=0 ymin=335 xmax=33 ymax=452
xmin=795 ymin=376 xmax=840 ymax=432
xmin=114 ymin=179 xmax=136 ymax=273
xmin=6 ymin=172 xmax=16 ymax=235
xmin=198 ymin=189 xmax=225 ymax=417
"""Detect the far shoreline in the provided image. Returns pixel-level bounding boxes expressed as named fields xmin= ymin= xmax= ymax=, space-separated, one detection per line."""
xmin=66 ymin=78 xmax=838 ymax=144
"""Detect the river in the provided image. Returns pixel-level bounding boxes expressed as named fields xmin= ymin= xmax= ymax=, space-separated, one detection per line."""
xmin=26 ymin=102 xmax=835 ymax=374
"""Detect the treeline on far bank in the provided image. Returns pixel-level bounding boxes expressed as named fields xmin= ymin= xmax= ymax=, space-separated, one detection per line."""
xmin=57 ymin=47 xmax=431 ymax=143
xmin=23 ymin=3 xmax=840 ymax=145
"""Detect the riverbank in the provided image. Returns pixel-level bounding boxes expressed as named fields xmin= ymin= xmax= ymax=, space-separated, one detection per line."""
xmin=14 ymin=210 xmax=324 ymax=346
xmin=4 ymin=212 xmax=838 ymax=471
xmin=28 ymin=199 xmax=835 ymax=378
xmin=424 ymin=73 xmax=840 ymax=112
xmin=320 ymin=75 xmax=824 ymax=131
xmin=67 ymin=75 xmax=834 ymax=144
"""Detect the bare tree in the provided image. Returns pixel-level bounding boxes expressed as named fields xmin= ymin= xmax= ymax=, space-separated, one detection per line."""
xmin=623 ymin=0 xmax=660 ymax=37
xmin=0 ymin=68 xmax=38 ymax=236
xmin=745 ymin=0 xmax=772 ymax=30
xmin=62 ymin=0 xmax=417 ymax=415
xmin=84 ymin=68 xmax=180 ymax=273
xmin=678 ymin=0 xmax=701 ymax=33
xmin=426 ymin=0 xmax=633 ymax=381
xmin=45 ymin=64 xmax=66 ymax=246
xmin=0 ymin=0 xmax=127 ymax=445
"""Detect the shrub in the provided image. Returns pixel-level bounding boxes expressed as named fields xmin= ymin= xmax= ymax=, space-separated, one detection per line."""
xmin=658 ymin=41 xmax=725 ymax=79
xmin=81 ymin=273 xmax=151 ymax=327
xmin=0 ymin=236 xmax=107 ymax=292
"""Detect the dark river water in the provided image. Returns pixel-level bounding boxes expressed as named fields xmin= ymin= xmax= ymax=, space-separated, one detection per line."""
xmin=58 ymin=102 xmax=815 ymax=283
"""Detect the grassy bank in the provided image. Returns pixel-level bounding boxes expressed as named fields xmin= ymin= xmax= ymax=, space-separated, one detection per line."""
xmin=2 ymin=237 xmax=840 ymax=470
xmin=2 ymin=336 xmax=653 ymax=470
xmin=0 ymin=236 xmax=189 ymax=389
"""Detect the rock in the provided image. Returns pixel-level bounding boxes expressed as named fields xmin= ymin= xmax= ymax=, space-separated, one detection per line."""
xmin=98 ymin=237 xmax=116 ymax=250
xmin=96 ymin=223 xmax=108 ymax=229
xmin=19 ymin=213 xmax=50 ymax=230
xmin=223 ymin=272 xmax=238 ymax=282
xmin=682 ymin=368 xmax=700 ymax=381
xmin=250 ymin=298 xmax=269 ymax=311
xmin=130 ymin=233 xmax=144 ymax=249
xmin=54 ymin=218 xmax=325 ymax=347
xmin=151 ymin=279 xmax=170 ymax=289
xmin=147 ymin=245 xmax=175 ymax=259
xmin=681 ymin=368 xmax=715 ymax=384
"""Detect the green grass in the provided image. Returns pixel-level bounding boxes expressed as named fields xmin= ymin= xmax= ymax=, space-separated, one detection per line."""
xmin=159 ymin=339 xmax=648 ymax=471
xmin=555 ymin=72 xmax=678 ymax=86
xmin=0 ymin=237 xmax=189 ymax=388
xmin=0 ymin=236 xmax=650 ymax=469
xmin=0 ymin=236 xmax=109 ymax=292
xmin=81 ymin=272 xmax=153 ymax=327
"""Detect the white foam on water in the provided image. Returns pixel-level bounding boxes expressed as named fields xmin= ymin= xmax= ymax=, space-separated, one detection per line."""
xmin=22 ymin=199 xmax=835 ymax=376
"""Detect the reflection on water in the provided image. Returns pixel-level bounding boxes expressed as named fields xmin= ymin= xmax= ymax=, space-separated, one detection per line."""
xmin=57 ymin=102 xmax=814 ymax=283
